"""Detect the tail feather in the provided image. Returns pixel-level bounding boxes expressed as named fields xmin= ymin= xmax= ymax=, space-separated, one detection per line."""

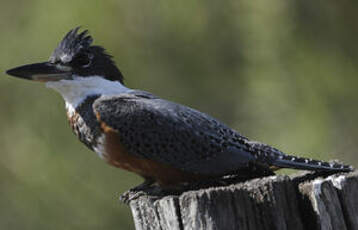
xmin=246 ymin=141 xmax=353 ymax=172
xmin=271 ymin=154 xmax=353 ymax=172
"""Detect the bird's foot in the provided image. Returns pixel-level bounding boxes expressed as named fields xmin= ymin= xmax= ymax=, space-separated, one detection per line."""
xmin=120 ymin=190 xmax=148 ymax=204
xmin=120 ymin=178 xmax=156 ymax=204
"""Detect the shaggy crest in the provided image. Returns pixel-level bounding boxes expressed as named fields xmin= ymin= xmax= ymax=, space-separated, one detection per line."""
xmin=50 ymin=27 xmax=93 ymax=63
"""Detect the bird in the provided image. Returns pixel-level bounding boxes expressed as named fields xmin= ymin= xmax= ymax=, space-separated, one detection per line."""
xmin=6 ymin=27 xmax=353 ymax=191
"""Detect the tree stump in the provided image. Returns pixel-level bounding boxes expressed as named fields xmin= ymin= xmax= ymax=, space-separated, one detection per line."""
xmin=128 ymin=171 xmax=358 ymax=230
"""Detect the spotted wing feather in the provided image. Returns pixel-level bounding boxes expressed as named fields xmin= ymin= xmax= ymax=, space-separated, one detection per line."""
xmin=93 ymin=91 xmax=256 ymax=176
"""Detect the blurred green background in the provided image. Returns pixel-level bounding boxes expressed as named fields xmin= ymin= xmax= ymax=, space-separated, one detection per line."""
xmin=1 ymin=0 xmax=357 ymax=229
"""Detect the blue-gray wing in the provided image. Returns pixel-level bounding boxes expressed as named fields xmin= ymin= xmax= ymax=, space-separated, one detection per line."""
xmin=93 ymin=90 xmax=256 ymax=176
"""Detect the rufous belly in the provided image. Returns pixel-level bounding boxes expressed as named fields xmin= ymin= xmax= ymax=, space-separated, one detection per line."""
xmin=101 ymin=127 xmax=203 ymax=187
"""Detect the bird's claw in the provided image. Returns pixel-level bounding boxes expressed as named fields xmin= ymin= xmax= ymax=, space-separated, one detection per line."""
xmin=120 ymin=189 xmax=148 ymax=204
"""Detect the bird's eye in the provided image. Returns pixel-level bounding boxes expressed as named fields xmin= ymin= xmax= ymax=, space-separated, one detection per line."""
xmin=72 ymin=53 xmax=91 ymax=67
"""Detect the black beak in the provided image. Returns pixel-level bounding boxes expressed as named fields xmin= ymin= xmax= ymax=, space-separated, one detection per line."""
xmin=6 ymin=62 xmax=72 ymax=82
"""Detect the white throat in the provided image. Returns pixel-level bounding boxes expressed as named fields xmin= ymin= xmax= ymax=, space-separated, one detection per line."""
xmin=46 ymin=76 xmax=131 ymax=112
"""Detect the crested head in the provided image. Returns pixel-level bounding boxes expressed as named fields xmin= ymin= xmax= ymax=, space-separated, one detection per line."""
xmin=6 ymin=26 xmax=130 ymax=109
xmin=50 ymin=27 xmax=93 ymax=64
xmin=49 ymin=27 xmax=124 ymax=83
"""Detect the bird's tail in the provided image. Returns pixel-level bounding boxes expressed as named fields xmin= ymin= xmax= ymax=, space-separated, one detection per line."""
xmin=271 ymin=154 xmax=353 ymax=172
xmin=248 ymin=141 xmax=353 ymax=172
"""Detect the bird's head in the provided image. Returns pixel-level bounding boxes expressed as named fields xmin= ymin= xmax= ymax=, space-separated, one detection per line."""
xmin=6 ymin=27 xmax=124 ymax=84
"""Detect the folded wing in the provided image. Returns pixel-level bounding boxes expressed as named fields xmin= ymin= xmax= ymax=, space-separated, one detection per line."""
xmin=93 ymin=90 xmax=256 ymax=176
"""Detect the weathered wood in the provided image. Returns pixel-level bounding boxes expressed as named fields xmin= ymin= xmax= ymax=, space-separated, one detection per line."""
xmin=297 ymin=171 xmax=358 ymax=230
xmin=128 ymin=171 xmax=358 ymax=230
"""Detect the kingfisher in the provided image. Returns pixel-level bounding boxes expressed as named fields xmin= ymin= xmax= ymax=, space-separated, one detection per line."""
xmin=6 ymin=27 xmax=353 ymax=192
